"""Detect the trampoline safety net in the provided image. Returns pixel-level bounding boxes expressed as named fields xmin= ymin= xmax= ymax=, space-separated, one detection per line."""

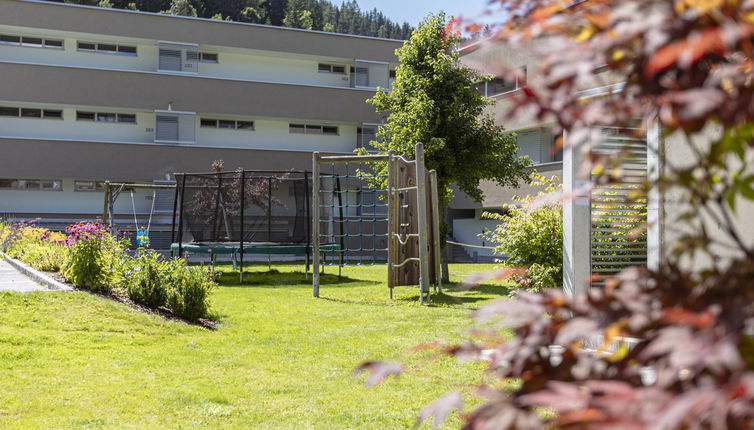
xmin=174 ymin=170 xmax=310 ymax=247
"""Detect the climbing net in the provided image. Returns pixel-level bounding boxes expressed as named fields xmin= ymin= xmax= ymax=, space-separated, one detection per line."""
xmin=312 ymin=144 xmax=443 ymax=304
xmin=316 ymin=159 xmax=389 ymax=267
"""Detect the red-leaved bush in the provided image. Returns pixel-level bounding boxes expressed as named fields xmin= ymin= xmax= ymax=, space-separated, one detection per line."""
xmin=358 ymin=1 xmax=754 ymax=428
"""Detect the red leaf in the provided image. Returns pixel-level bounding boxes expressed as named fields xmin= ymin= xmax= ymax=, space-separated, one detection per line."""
xmin=353 ymin=361 xmax=402 ymax=387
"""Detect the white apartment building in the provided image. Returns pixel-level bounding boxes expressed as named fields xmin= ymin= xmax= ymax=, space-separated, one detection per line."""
xmin=0 ymin=0 xmax=401 ymax=245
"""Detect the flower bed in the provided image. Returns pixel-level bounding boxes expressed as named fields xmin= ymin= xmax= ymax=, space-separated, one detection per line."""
xmin=0 ymin=219 xmax=215 ymax=325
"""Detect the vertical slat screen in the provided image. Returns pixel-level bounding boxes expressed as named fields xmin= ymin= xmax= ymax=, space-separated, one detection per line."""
xmin=590 ymin=127 xmax=648 ymax=287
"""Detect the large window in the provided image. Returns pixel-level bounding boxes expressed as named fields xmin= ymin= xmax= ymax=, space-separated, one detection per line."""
xmin=77 ymin=41 xmax=137 ymax=55
xmin=200 ymin=118 xmax=254 ymax=130
xmin=0 ymin=34 xmax=63 ymax=49
xmin=76 ymin=111 xmax=136 ymax=124
xmin=289 ymin=124 xmax=339 ymax=135
xmin=475 ymin=67 xmax=527 ymax=97
xmin=0 ymin=179 xmax=63 ymax=191
xmin=514 ymin=128 xmax=563 ymax=164
xmin=0 ymin=106 xmax=63 ymax=120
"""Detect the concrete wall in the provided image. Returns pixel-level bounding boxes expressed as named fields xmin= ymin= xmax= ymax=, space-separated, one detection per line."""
xmin=0 ymin=178 xmax=153 ymax=215
xmin=0 ymin=101 xmax=360 ymax=152
xmin=0 ymin=24 xmax=390 ymax=89
xmin=0 ymin=1 xmax=402 ymax=62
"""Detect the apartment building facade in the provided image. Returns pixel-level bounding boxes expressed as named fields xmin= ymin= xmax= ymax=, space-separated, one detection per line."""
xmin=0 ymin=0 xmax=400 ymax=244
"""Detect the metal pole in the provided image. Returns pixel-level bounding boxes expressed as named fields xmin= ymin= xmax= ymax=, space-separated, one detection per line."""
xmin=386 ymin=150 xmax=396 ymax=297
xmin=103 ymin=181 xmax=110 ymax=225
xmin=170 ymin=177 xmax=179 ymax=258
xmin=335 ymin=176 xmax=345 ymax=277
xmin=304 ymin=171 xmax=311 ymax=279
xmin=312 ymin=152 xmax=321 ymax=297
xmin=267 ymin=176 xmax=272 ymax=271
xmin=240 ymin=170 xmax=245 ymax=283
xmin=177 ymin=174 xmax=187 ymax=258
xmin=415 ymin=143 xmax=430 ymax=304
xmin=429 ymin=170 xmax=442 ymax=293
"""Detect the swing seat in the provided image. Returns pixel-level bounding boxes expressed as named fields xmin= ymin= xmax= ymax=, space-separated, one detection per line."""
xmin=136 ymin=227 xmax=150 ymax=247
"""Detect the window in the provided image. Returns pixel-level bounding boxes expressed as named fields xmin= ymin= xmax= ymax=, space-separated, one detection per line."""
xmin=200 ymin=118 xmax=255 ymax=131
xmin=97 ymin=112 xmax=117 ymax=123
xmin=22 ymin=37 xmax=43 ymax=47
xmin=118 ymin=114 xmax=136 ymax=123
xmin=0 ymin=107 xmax=19 ymax=117
xmin=0 ymin=178 xmax=62 ymax=191
xmin=0 ymin=35 xmax=20 ymax=45
xmin=289 ymin=124 xmax=338 ymax=135
xmin=74 ymin=180 xmax=105 ymax=192
xmin=77 ymin=41 xmax=137 ymax=55
xmin=318 ymin=63 xmax=346 ymax=74
xmin=43 ymin=110 xmax=63 ymax=119
xmin=475 ymin=67 xmax=526 ymax=97
xmin=200 ymin=52 xmax=218 ymax=63
xmin=389 ymin=69 xmax=396 ymax=78
xmin=218 ymin=120 xmax=235 ymax=129
xmin=76 ymin=111 xmax=136 ymax=124
xmin=77 ymin=111 xmax=95 ymax=121
xmin=357 ymin=124 xmax=379 ymax=150
xmin=21 ymin=108 xmax=42 ymax=118
xmin=0 ymin=106 xmax=62 ymax=120
xmin=0 ymin=34 xmax=63 ymax=49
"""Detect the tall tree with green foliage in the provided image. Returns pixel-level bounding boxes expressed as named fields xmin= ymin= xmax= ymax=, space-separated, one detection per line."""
xmin=367 ymin=12 xmax=530 ymax=279
xmin=168 ymin=0 xmax=197 ymax=17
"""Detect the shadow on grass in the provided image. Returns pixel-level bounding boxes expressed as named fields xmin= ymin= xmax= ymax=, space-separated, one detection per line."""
xmin=395 ymin=283 xmax=513 ymax=307
xmin=216 ymin=269 xmax=378 ymax=288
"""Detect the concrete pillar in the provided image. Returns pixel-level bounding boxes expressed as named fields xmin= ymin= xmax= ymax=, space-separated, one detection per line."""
xmin=646 ymin=120 xmax=662 ymax=271
xmin=562 ymin=130 xmax=592 ymax=297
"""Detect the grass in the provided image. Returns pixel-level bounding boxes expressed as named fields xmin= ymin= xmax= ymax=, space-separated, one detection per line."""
xmin=0 ymin=262 xmax=511 ymax=429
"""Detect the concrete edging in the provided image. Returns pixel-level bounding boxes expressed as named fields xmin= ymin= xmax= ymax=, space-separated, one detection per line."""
xmin=2 ymin=256 xmax=73 ymax=291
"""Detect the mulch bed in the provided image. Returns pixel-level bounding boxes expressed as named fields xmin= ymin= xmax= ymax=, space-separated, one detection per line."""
xmin=46 ymin=271 xmax=218 ymax=329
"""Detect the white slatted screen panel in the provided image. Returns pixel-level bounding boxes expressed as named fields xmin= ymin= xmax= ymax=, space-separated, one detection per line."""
xmin=590 ymin=127 xmax=648 ymax=287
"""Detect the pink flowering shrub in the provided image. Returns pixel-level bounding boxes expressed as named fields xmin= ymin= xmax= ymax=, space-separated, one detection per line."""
xmin=61 ymin=221 xmax=127 ymax=291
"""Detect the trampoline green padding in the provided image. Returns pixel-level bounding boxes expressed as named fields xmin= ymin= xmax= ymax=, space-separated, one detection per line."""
xmin=170 ymin=242 xmax=340 ymax=255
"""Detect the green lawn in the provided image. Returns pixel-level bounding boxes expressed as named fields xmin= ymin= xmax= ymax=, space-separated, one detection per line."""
xmin=0 ymin=263 xmax=510 ymax=429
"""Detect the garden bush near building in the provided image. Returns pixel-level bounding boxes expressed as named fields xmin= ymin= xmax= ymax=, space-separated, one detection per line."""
xmin=483 ymin=175 xmax=563 ymax=291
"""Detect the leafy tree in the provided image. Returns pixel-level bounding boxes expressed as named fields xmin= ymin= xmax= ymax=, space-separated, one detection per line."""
xmin=282 ymin=0 xmax=313 ymax=29
xmin=366 ymin=12 xmax=531 ymax=280
xmin=168 ymin=0 xmax=197 ymax=17
xmin=360 ymin=1 xmax=754 ymax=428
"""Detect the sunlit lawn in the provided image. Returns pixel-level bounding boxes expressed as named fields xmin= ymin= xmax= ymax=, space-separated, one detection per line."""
xmin=0 ymin=263 xmax=510 ymax=429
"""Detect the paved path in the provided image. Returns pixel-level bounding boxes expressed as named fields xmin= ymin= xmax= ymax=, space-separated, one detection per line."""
xmin=0 ymin=258 xmax=46 ymax=292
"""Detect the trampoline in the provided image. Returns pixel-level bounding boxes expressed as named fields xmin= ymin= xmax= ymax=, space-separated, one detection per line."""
xmin=171 ymin=169 xmax=343 ymax=281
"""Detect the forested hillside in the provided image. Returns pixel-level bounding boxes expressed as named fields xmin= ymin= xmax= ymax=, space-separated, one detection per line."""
xmin=54 ymin=0 xmax=414 ymax=40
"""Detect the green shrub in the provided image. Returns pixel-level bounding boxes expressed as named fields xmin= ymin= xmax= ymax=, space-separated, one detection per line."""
xmin=165 ymin=259 xmax=214 ymax=322
xmin=61 ymin=222 xmax=126 ymax=292
xmin=484 ymin=175 xmax=563 ymax=290
xmin=523 ymin=263 xmax=561 ymax=292
xmin=122 ymin=250 xmax=168 ymax=308
xmin=19 ymin=242 xmax=67 ymax=272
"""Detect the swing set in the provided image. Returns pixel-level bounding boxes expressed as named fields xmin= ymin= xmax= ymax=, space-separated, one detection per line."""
xmin=102 ymin=181 xmax=176 ymax=247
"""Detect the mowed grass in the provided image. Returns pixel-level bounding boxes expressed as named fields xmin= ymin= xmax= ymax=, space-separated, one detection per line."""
xmin=0 ymin=263 xmax=510 ymax=429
